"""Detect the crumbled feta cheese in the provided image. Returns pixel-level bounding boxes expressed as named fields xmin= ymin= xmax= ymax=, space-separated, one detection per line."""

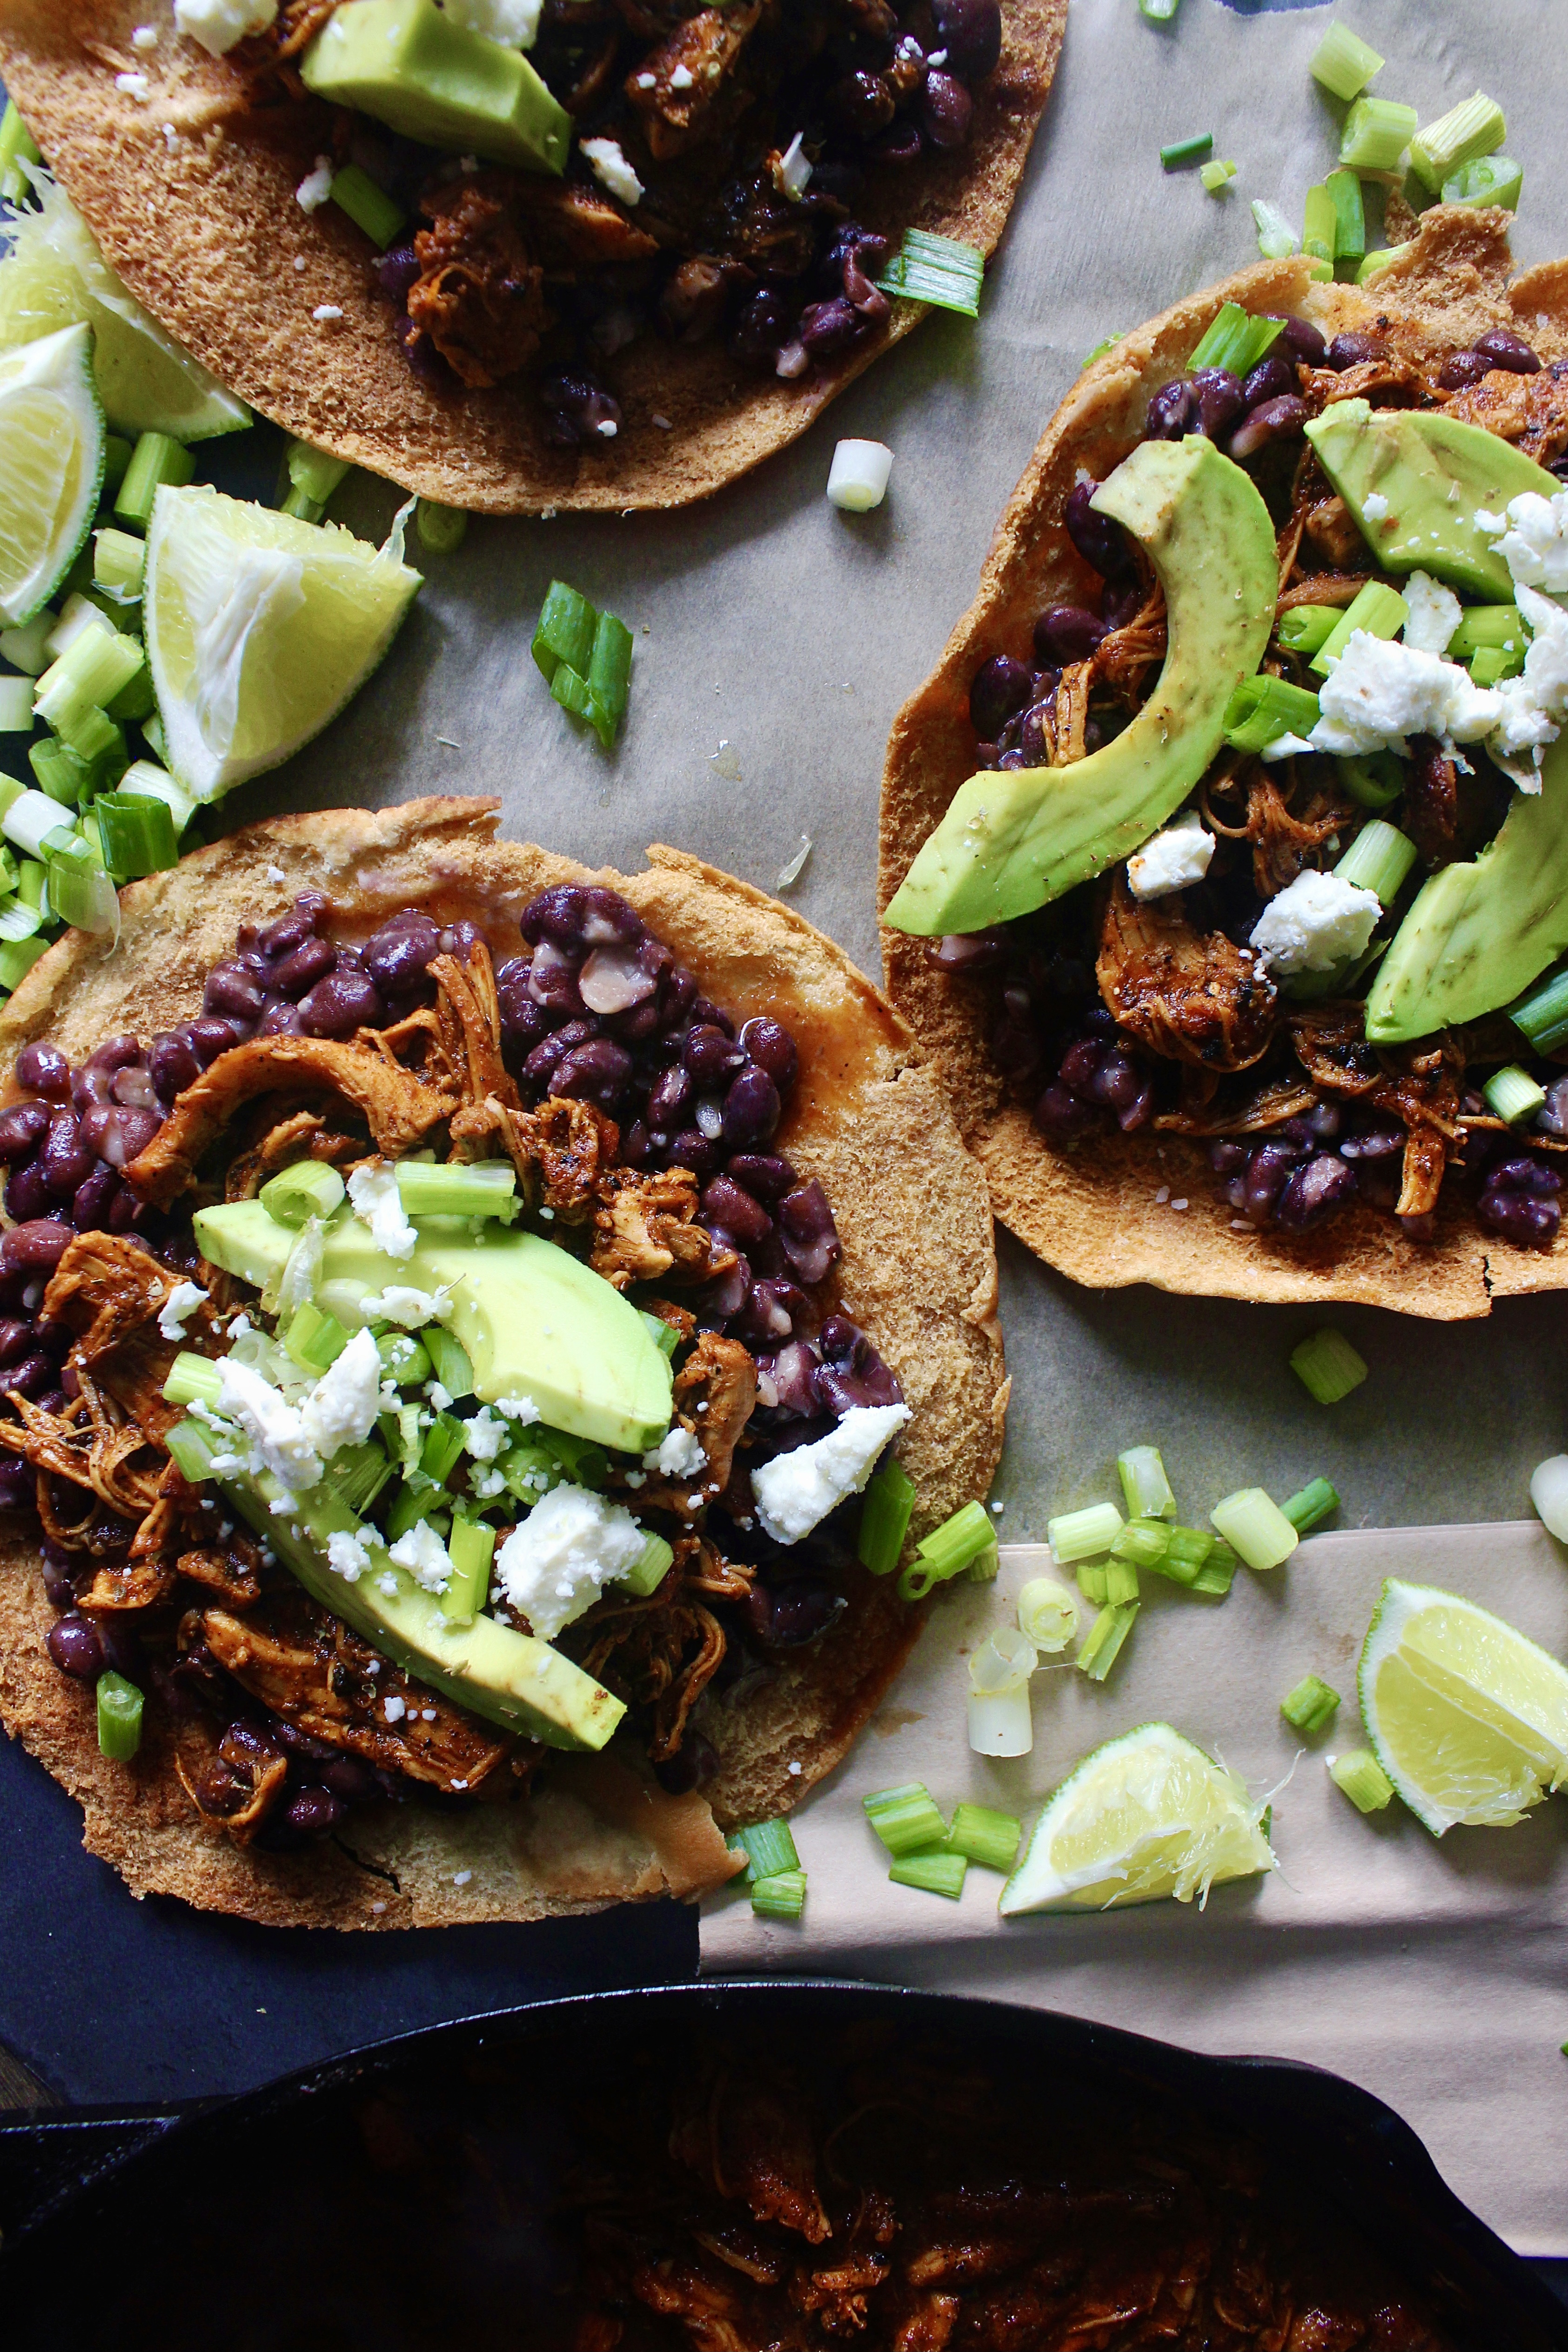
xmin=496 ymin=1391 xmax=541 ymax=1426
xmin=299 ymin=1327 xmax=383 ymax=1458
xmin=471 ymin=1465 xmax=507 ymax=1499
xmin=265 ymin=863 xmax=286 ymax=883
xmin=312 ymin=305 xmax=344 ymax=323
xmin=635 ymin=70 xmax=657 ymax=88
xmin=383 ymin=1694 xmax=407 ymax=1723
xmin=1126 ymin=809 xmax=1213 ymax=899
xmin=327 ymin=1528 xmax=373 ymax=1584
xmin=426 ymin=1381 xmax=453 ymax=1413
xmin=360 ymin=1283 xmax=450 ymax=1327
xmin=1400 ymin=569 xmax=1461 ymax=656
xmin=496 ymin=1483 xmax=645 ymax=1641
xmin=775 ymin=132 xmax=812 ymax=201
xmin=132 ymin=24 xmax=160 ymax=48
xmin=643 ymin=1425 xmax=705 ymax=1478
xmin=115 ymin=72 xmax=152 ymax=100
xmin=295 ymin=157 xmax=335 ymax=214
xmin=1489 ymin=582 xmax=1568 ymax=788
xmin=157 ymin=1280 xmax=208 ymax=1342
xmin=670 ymin=62 xmax=694 ymax=88
xmin=1309 ymin=630 xmax=1502 ymax=757
xmin=1258 ymin=732 xmax=1316 ymax=763
xmin=464 ymin=1406 xmax=510 ymax=1463
xmin=174 ymin=0 xmax=277 ymax=57
xmin=1477 ymin=488 xmax=1568 ymax=594
xmin=377 ymin=1571 xmax=398 ymax=1596
xmin=1360 ymin=491 xmax=1389 ymax=522
xmin=348 ymin=1160 xmax=417 ymax=1261
xmin=276 ymin=1214 xmax=324 ymax=1321
xmin=389 ymin=1518 xmax=452 ymax=1595
xmin=453 ymin=1868 xmax=472 ymax=1885
xmin=217 ymin=1359 xmax=322 ymax=1491
xmin=579 ymin=137 xmax=644 ymax=208
xmin=752 ymin=1403 xmax=912 ymax=1546
xmin=1249 ymin=870 xmax=1381 ymax=976
xmin=441 ymin=0 xmax=542 ymax=46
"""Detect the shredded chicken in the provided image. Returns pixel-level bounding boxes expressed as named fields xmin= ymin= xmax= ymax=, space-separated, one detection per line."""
xmin=516 ymin=179 xmax=660 ymax=269
xmin=408 ymin=179 xmax=552 ymax=390
xmin=177 ymin=1723 xmax=289 ymax=1844
xmin=624 ymin=3 xmax=761 ymax=160
xmin=1443 ymin=364 xmax=1568 ymax=467
xmin=500 ymin=1094 xmax=620 ymax=1223
xmin=1244 ymin=769 xmax=1355 ymax=898
xmin=1097 ymin=876 xmax=1279 ymax=1072
xmin=592 ymin=1166 xmax=738 ymax=1289
xmin=674 ymin=2067 xmax=832 ymax=2244
xmin=1300 ymin=495 xmax=1368 ymax=571
xmin=673 ymin=1333 xmax=756 ymax=1498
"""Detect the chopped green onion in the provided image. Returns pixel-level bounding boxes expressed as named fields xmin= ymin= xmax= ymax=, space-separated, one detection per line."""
xmin=1188 ymin=303 xmax=1284 ymax=376
xmin=0 ymin=677 xmax=33 ymax=732
xmin=162 ymin=1350 xmax=223 ymax=1410
xmin=1282 ymin=1476 xmax=1340 ymax=1534
xmin=1310 ymin=581 xmax=1409 ymax=676
xmin=1333 ymin=817 xmax=1416 ymax=908
xmin=858 ymin=1455 xmax=917 ymax=1575
xmin=1104 ymin=1556 xmax=1140 ymax=1605
xmin=1223 ymin=672 xmax=1320 ymax=753
xmin=935 ymin=1803 xmax=1021 ymax=1874
xmin=163 ymin=1416 xmax=217 ymax=1487
xmin=1081 ymin=334 xmax=1123 ymax=369
xmin=4 ymin=786 xmax=78 ymax=863
xmin=889 ymin=1849 xmax=967 ymax=1899
xmin=94 ymin=528 xmax=146 ymax=602
xmin=1510 ymin=968 xmax=1568 ymax=1055
xmin=0 ymin=613 xmax=57 ymax=676
xmin=1309 ymin=21 xmax=1384 ymax=101
xmin=56 ymin=708 xmax=130 ymax=793
xmin=141 ymin=714 xmax=168 ymax=764
xmin=1153 ymin=1524 xmax=1214 ymax=1585
xmin=1356 ymin=243 xmax=1412 ymax=283
xmin=1191 ymin=1539 xmax=1238 ymax=1596
xmin=1199 ymin=159 xmax=1237 ymax=194
xmin=967 ymin=1628 xmax=1036 ymax=1755
xmin=730 ymin=1816 xmax=802 ymax=1881
xmin=1329 ymin=1747 xmax=1394 ymax=1812
xmin=873 ymin=229 xmax=984 ymax=319
xmin=329 ymin=161 xmax=406 ymax=248
xmin=114 ymin=432 xmax=195 ymax=532
xmin=1325 ymin=169 xmax=1366 ymax=266
xmin=1339 ymin=97 xmax=1418 ymax=177
xmin=324 ymin=1437 xmax=393 ymax=1517
xmin=965 ymin=1537 xmax=1000 ymax=1585
xmin=1138 ymin=0 xmax=1180 ymax=20
xmin=423 ymin=1324 xmax=474 ymax=1402
xmin=1110 ymin=1516 xmax=1169 ymax=1570
xmin=1281 ymin=1673 xmax=1340 ymax=1733
xmin=283 ymin=1300 xmax=350 ymax=1374
xmin=1046 ymin=1500 xmax=1124 ymax=1563
xmin=283 ymin=438 xmax=352 ymax=523
xmin=94 ymin=791 xmax=177 ymax=881
xmin=376 ymin=1330 xmax=431 ymax=1387
xmin=1160 ymin=133 xmax=1213 ymax=171
xmin=1076 ymin=1601 xmax=1139 ymax=1681
xmin=1289 ymin=1326 xmax=1369 ymax=1405
xmin=1016 ymin=1575 xmax=1079 ymax=1653
xmin=418 ymin=1410 xmax=467 ymax=1489
xmin=1302 ymin=184 xmax=1337 ymax=267
xmin=47 ymin=839 xmax=118 ymax=934
xmin=0 ymin=898 xmax=43 ymax=945
xmin=1117 ymin=1444 xmax=1176 ymax=1521
xmin=1409 ymin=93 xmax=1505 ymax=194
xmin=1337 ymin=752 xmax=1404 ymax=811
xmin=587 ymin=610 xmax=634 ymax=733
xmin=751 ymin=1870 xmax=807 ymax=1919
xmin=260 ymin=1158 xmax=346 ymax=1227
xmin=1277 ymin=605 xmax=1342 ymax=657
xmin=0 ymin=777 xmax=22 ymax=824
xmin=0 ymin=933 xmax=48 ymax=992
xmin=1484 ymin=1064 xmax=1547 ymax=1126
xmin=415 ymin=499 xmax=468 ymax=555
xmin=34 ymin=621 xmax=144 ymax=730
xmin=395 ymin=1158 xmax=518 ymax=1222
xmin=617 ymin=1531 xmax=675 ymax=1598
xmin=0 ymin=98 xmax=42 ymax=205
xmin=1252 ymin=200 xmax=1298 ymax=262
xmin=118 ymin=760 xmax=197 ymax=839
xmin=96 ymin=1671 xmax=144 ymax=1762
xmin=1468 ymin=643 xmax=1524 ymax=687
xmin=863 ymin=1781 xmax=946 ymax=1856
xmin=639 ymin=1310 xmax=680 ymax=1359
xmin=441 ymin=1513 xmax=495 ymax=1624
xmin=1077 ymin=1560 xmax=1109 ymax=1606
xmin=1210 ymin=1488 xmax=1298 ymax=1571
xmin=898 ymin=1498 xmax=995 ymax=1600
xmin=533 ymin=581 xmax=597 ymax=683
xmin=1441 ymin=154 xmax=1521 ymax=212
xmin=384 ymin=1474 xmax=445 ymax=1543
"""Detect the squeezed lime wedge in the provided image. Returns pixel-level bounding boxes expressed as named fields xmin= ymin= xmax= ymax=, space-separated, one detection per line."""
xmin=0 ymin=319 xmax=103 ymax=626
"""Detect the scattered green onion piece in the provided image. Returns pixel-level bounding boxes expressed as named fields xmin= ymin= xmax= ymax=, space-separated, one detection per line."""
xmin=260 ymin=1158 xmax=346 ymax=1228
xmin=46 ymin=839 xmax=118 ymax=934
xmin=441 ymin=1513 xmax=496 ymax=1624
xmin=0 ymin=613 xmax=56 ymax=676
xmin=751 ymin=1870 xmax=807 ymax=1919
xmin=329 ymin=161 xmax=406 ymax=248
xmin=395 ymin=1157 xmax=518 ymax=1222
xmin=967 ymin=1628 xmax=1036 ymax=1756
xmin=114 ymin=432 xmax=195 ymax=532
xmin=4 ymin=786 xmax=78 ymax=863
xmin=898 ymin=1498 xmax=995 ymax=1600
xmin=420 ymin=1325 xmax=473 ymax=1400
xmin=1251 ymin=200 xmax=1298 ymax=261
xmin=118 ymin=760 xmax=196 ymax=839
xmin=0 ymin=678 xmax=32 ymax=733
xmin=1222 ymin=672 xmax=1320 ymax=753
xmin=94 ymin=528 xmax=147 ymax=603
xmin=34 ymin=621 xmax=144 ymax=729
xmin=1016 ymin=1575 xmax=1079 ymax=1653
xmin=1210 ymin=1488 xmax=1298 ymax=1571
xmin=418 ymin=1411 xmax=467 ymax=1489
xmin=863 ymin=1780 xmax=946 ymax=1857
xmin=1337 ymin=752 xmax=1403 ymax=811
xmin=415 ymin=499 xmax=468 ymax=554
xmin=1468 ymin=642 xmax=1523 ymax=687
xmin=1333 ymin=818 xmax=1416 ymax=908
xmin=0 ymin=99 xmax=42 ymax=204
xmin=285 ymin=437 xmax=352 ymax=514
xmin=1356 ymin=243 xmax=1412 ymax=283
xmin=1189 ymin=303 xmax=1283 ymax=376
xmin=889 ymin=1849 xmax=967 ymax=1899
xmin=1104 ymin=1556 xmax=1140 ymax=1605
xmin=1138 ymin=0 xmax=1180 ymax=20
xmin=0 ymin=844 xmax=20 ymax=893
xmin=1281 ymin=1673 xmax=1340 ymax=1733
xmin=934 ymin=1803 xmax=1021 ymax=1874
xmin=96 ymin=1671 xmax=144 ymax=1762
xmin=730 ymin=1816 xmax=801 ymax=1882
xmin=872 ymin=228 xmax=984 ymax=319
xmin=1329 ymin=1747 xmax=1394 ymax=1812
xmin=1076 ymin=1601 xmax=1139 ymax=1682
xmin=0 ymin=777 xmax=22 ymax=824
xmin=1191 ymin=1540 xmax=1238 ymax=1596
xmin=639 ymin=1310 xmax=680 ymax=1359
xmin=1302 ymin=184 xmax=1337 ymax=266
xmin=1046 ymin=1499 xmax=1124 ymax=1563
xmin=283 ymin=1300 xmax=349 ymax=1374
xmin=0 ymin=934 xmax=47 ymax=992
xmin=618 ymin=1531 xmax=674 ymax=1597
xmin=1117 ymin=1444 xmax=1175 ymax=1522
xmin=384 ymin=1473 xmax=445 ymax=1543
xmin=586 ymin=610 xmax=634 ymax=741
xmin=856 ymin=1455 xmax=917 ymax=1575
xmin=163 ymin=1416 xmax=215 ymax=1487
xmin=1282 ymin=1477 xmax=1340 ymax=1534
xmin=324 ymin=1437 xmax=393 ymax=1517
xmin=1441 ymin=154 xmax=1521 ymax=213
xmin=162 ymin=1350 xmax=223 ymax=1410
xmin=1277 ymin=605 xmax=1341 ymax=657
xmin=1339 ymin=97 xmax=1418 ymax=177
xmin=1484 ymin=1064 xmax=1547 ymax=1126
xmin=1160 ymin=132 xmax=1213 ymax=171
xmin=1077 ymin=1560 xmax=1109 ymax=1606
xmin=0 ymin=897 xmax=43 ymax=945
xmin=1153 ymin=1524 xmax=1213 ymax=1585
xmin=1309 ymin=21 xmax=1383 ymax=101
xmin=377 ymin=1330 xmax=432 ymax=1387
xmin=1289 ymin=1326 xmax=1369 ymax=1406
xmin=1409 ymin=93 xmax=1505 ymax=194
xmin=1199 ymin=158 xmax=1236 ymax=194
xmin=966 ymin=1536 xmax=1000 ymax=1585
xmin=1081 ymin=334 xmax=1123 ymax=369
xmin=94 ymin=791 xmax=177 ymax=881
xmin=1325 ymin=169 xmax=1366 ymax=265
xmin=141 ymin=714 xmax=168 ymax=765
xmin=532 ymin=584 xmax=596 ymax=683
xmin=1310 ymin=580 xmax=1409 ymax=676
xmin=1110 ymin=1516 xmax=1168 ymax=1570
xmin=56 ymin=708 xmax=130 ymax=792
xmin=1509 ymin=968 xmax=1568 ymax=1056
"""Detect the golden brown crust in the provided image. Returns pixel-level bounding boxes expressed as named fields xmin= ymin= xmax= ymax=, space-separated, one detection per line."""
xmin=0 ymin=0 xmax=1064 ymax=512
xmin=878 ymin=207 xmax=1567 ymax=1320
xmin=0 ymin=798 xmax=1005 ymax=1918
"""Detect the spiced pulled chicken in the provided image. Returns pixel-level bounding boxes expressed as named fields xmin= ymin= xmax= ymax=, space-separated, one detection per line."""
xmin=935 ymin=315 xmax=1568 ymax=1253
xmin=248 ymin=0 xmax=1007 ymax=440
xmin=2 ymin=879 xmax=900 ymax=1853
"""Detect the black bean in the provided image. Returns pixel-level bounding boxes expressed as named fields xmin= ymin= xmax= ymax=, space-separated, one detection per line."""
xmin=1437 ymin=349 xmax=1492 ymax=392
xmin=1279 ymin=315 xmax=1327 ymax=368
xmin=737 ymin=1017 xmax=798 ymax=1094
xmin=363 ymin=911 xmax=441 ymax=999
xmin=777 ymin=1178 xmax=841 ymax=1283
xmin=71 ymin=1166 xmax=119 ymax=1231
xmin=1064 ymin=480 xmax=1136 ymax=579
xmin=540 ymin=369 xmax=622 ymax=449
xmin=550 ymin=1039 xmax=634 ymax=1109
xmin=653 ymin=1731 xmax=719 ymax=1794
xmin=1474 ymin=328 xmax=1541 ymax=375
xmin=668 ymin=1128 xmax=719 ymax=1178
xmin=203 ymin=960 xmax=267 ymax=1022
xmin=14 ymin=1043 xmax=70 ymax=1101
xmin=1033 ymin=605 xmax=1108 ymax=665
xmin=729 ymin=286 xmax=795 ymax=371
xmin=299 ymin=969 xmax=384 ymax=1038
xmin=1191 ymin=365 xmax=1246 ymax=439
xmin=827 ymin=68 xmax=896 ymax=140
xmin=1146 ymin=379 xmax=1199 ymax=439
xmin=921 ymin=69 xmax=973 ymax=148
xmin=1276 ymin=1153 xmax=1356 ymax=1231
xmin=736 ymin=1277 xmax=810 ymax=1347
xmin=798 ymin=296 xmax=865 ymax=358
xmin=702 ymin=1173 xmax=771 ymax=1246
xmin=40 ymin=1113 xmax=94 ymax=1198
xmin=72 ymin=1037 xmax=141 ymax=1110
xmin=257 ymin=999 xmax=305 ymax=1037
xmin=188 ymin=1015 xmax=244 ymax=1067
xmin=1227 ymin=395 xmax=1308 ymax=458
xmin=683 ymin=1024 xmax=745 ymax=1085
xmin=726 ymin=1152 xmax=797 ymax=1201
xmin=818 ymin=1314 xmax=903 ymax=1412
xmin=691 ymin=998 xmax=736 ymax=1039
xmin=0 ymin=1319 xmax=28 ymax=1367
xmin=3 ymin=1220 xmax=73 ymax=1273
xmin=1480 ymin=1183 xmax=1560 ymax=1251
xmin=526 ymin=938 xmax=586 ymax=1018
xmin=80 ymin=1104 xmax=160 ymax=1169
xmin=1242 ymin=1140 xmax=1303 ymax=1226
xmin=47 ymin=1613 xmax=104 ymax=1680
xmin=5 ymin=1160 xmax=51 ymax=1221
xmin=932 ymin=0 xmax=1003 ymax=80
xmin=1338 ymin=1118 xmax=1403 ymax=1160
xmin=148 ymin=1032 xmax=202 ymax=1106
xmin=969 ymin=654 xmax=1033 ymax=740
xmin=7 ymin=1351 xmax=53 ymax=1398
xmin=1 ymin=1455 xmax=40 ymax=1513
xmin=375 ymin=242 xmax=421 ymax=302
xmin=271 ymin=937 xmax=336 ymax=999
xmin=320 ymin=1753 xmax=382 ymax=1804
xmin=35 ymin=1318 xmax=70 ymax=1363
xmin=1325 ymin=330 xmax=1390 ymax=370
xmin=758 ymin=1339 xmax=823 ymax=1417
xmin=1240 ymin=353 xmax=1296 ymax=409
xmin=1537 ymin=1076 xmax=1568 ymax=1138
xmin=0 ymin=1101 xmax=48 ymax=1164
xmin=278 ymin=1787 xmax=346 ymax=1840
xmin=721 ymin=1065 xmax=781 ymax=1148
xmin=747 ymin=1576 xmax=847 ymax=1648
xmin=871 ymin=119 xmax=924 ymax=168
xmin=646 ymin=1063 xmax=693 ymax=1128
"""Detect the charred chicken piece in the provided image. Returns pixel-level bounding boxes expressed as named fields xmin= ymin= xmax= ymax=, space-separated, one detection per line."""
xmin=1097 ymin=874 xmax=1279 ymax=1072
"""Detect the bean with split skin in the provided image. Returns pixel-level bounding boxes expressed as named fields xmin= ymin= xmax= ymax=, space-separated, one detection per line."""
xmin=702 ymin=1174 xmax=771 ymax=1247
xmin=777 ymin=1179 xmax=841 ymax=1284
xmin=1227 ymin=395 xmax=1308 ymax=459
xmin=646 ymin=1063 xmax=693 ymax=1128
xmin=203 ymin=961 xmax=267 ymax=1024
xmin=1146 ymin=379 xmax=1199 ymax=440
xmin=683 ymin=1024 xmax=745 ymax=1086
xmin=80 ymin=1103 xmax=161 ymax=1168
xmin=1190 ymin=366 xmax=1245 ymax=439
xmin=0 ymin=1102 xmax=49 ymax=1162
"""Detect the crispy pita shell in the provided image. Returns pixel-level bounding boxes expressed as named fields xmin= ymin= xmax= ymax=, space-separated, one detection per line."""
xmin=0 ymin=0 xmax=1063 ymax=512
xmin=0 ymin=798 xmax=1005 ymax=1922
xmin=879 ymin=206 xmax=1568 ymax=1320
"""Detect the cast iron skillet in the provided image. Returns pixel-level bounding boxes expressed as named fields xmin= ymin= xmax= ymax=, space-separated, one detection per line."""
xmin=2 ymin=1979 xmax=1562 ymax=2350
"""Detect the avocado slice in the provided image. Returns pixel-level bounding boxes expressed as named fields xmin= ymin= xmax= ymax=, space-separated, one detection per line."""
xmin=1365 ymin=732 xmax=1568 ymax=1041
xmin=882 ymin=438 xmax=1278 ymax=936
xmin=194 ymin=1199 xmax=672 ymax=1456
xmin=1304 ymin=402 xmax=1559 ymax=601
xmin=171 ymin=1418 xmax=623 ymax=1750
xmin=302 ymin=0 xmax=570 ymax=176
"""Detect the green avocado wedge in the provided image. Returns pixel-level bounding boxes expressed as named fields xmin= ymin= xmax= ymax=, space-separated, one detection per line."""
xmin=1304 ymin=402 xmax=1559 ymax=601
xmin=882 ymin=439 xmax=1278 ymax=937
xmin=1366 ymin=731 xmax=1568 ymax=1040
xmin=302 ymin=0 xmax=570 ymax=175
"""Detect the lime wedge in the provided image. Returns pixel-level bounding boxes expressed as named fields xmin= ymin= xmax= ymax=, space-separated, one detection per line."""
xmin=999 ymin=1721 xmax=1275 ymax=1914
xmin=0 ymin=173 xmax=248 ymax=442
xmin=0 ymin=320 xmax=103 ymax=627
xmin=1359 ymin=1578 xmax=1568 ymax=1834
xmin=145 ymin=486 xmax=422 ymax=800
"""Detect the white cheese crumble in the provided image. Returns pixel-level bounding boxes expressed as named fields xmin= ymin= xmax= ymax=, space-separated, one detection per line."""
xmin=579 ymin=137 xmax=644 ymax=208
xmin=643 ymin=1425 xmax=705 ymax=1478
xmin=174 ymin=0 xmax=278 ymax=57
xmin=442 ymin=0 xmax=542 ymax=46
xmin=115 ymin=72 xmax=152 ymax=100
xmin=495 ymin=1391 xmax=541 ymax=1426
xmin=295 ymin=157 xmax=335 ymax=214
xmin=389 ymin=1518 xmax=452 ymax=1594
xmin=752 ymin=1403 xmax=912 ymax=1546
xmin=327 ymin=1528 xmax=373 ymax=1584
xmin=463 ymin=1406 xmax=511 ymax=1463
xmin=1477 ymin=489 xmax=1568 ymax=594
xmin=217 ymin=1358 xmax=322 ymax=1491
xmin=360 ymin=1283 xmax=450 ymax=1327
xmin=776 ymin=131 xmax=812 ymax=201
xmin=265 ymin=863 xmax=286 ymax=883
xmin=1489 ymin=582 xmax=1568 ymax=789
xmin=131 ymin=24 xmax=160 ymax=48
xmin=1259 ymin=732 xmax=1316 ymax=763
xmin=1309 ymin=630 xmax=1501 ymax=757
xmin=1249 ymin=870 xmax=1381 ymax=976
xmin=312 ymin=304 xmax=344 ymax=323
xmin=826 ymin=439 xmax=893 ymax=513
xmin=1400 ymin=569 xmax=1461 ymax=656
xmin=1126 ymin=809 xmax=1213 ymax=899
xmin=383 ymin=1694 xmax=407 ymax=1723
xmin=298 ymin=1326 xmax=382 ymax=1458
xmin=1360 ymin=491 xmax=1389 ymax=522
xmin=157 ymin=1280 xmax=208 ymax=1342
xmin=426 ymin=1380 xmax=453 ymax=1413
xmin=496 ymin=1483 xmax=645 ymax=1641
xmin=670 ymin=62 xmax=694 ymax=89
xmin=348 ymin=1160 xmax=417 ymax=1261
